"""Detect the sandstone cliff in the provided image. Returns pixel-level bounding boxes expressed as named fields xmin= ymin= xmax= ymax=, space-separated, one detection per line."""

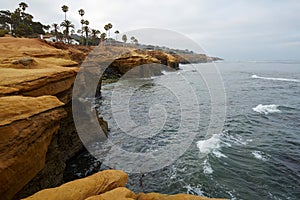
xmin=173 ymin=53 xmax=223 ymax=64
xmin=0 ymin=37 xmax=224 ymax=200
xmin=99 ymin=48 xmax=179 ymax=78
xmin=0 ymin=96 xmax=66 ymax=199
xmin=0 ymin=37 xmax=100 ymax=200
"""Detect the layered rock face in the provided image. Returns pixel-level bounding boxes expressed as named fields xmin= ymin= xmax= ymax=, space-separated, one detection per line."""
xmin=173 ymin=53 xmax=222 ymax=64
xmin=0 ymin=96 xmax=66 ymax=199
xmin=23 ymin=170 xmax=226 ymax=200
xmin=0 ymin=37 xmax=225 ymax=200
xmin=0 ymin=37 xmax=95 ymax=200
xmin=101 ymin=48 xmax=179 ymax=78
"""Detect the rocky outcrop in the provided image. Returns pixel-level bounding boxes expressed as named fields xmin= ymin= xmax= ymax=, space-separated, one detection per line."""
xmin=0 ymin=37 xmax=102 ymax=199
xmin=22 ymin=170 xmax=128 ymax=200
xmin=0 ymin=96 xmax=66 ymax=200
xmin=0 ymin=37 xmax=224 ymax=200
xmin=173 ymin=53 xmax=223 ymax=64
xmin=23 ymin=170 xmax=226 ymax=200
xmin=85 ymin=187 xmax=136 ymax=200
xmin=140 ymin=49 xmax=179 ymax=70
xmin=0 ymin=67 xmax=78 ymax=98
xmin=106 ymin=49 xmax=179 ymax=78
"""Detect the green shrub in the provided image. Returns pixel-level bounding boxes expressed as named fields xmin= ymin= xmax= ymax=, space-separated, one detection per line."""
xmin=0 ymin=29 xmax=6 ymax=37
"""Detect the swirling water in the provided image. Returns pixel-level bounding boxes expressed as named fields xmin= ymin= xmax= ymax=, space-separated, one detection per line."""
xmin=66 ymin=61 xmax=300 ymax=199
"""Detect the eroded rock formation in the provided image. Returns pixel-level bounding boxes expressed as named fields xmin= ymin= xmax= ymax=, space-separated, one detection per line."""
xmin=0 ymin=37 xmax=96 ymax=199
xmin=23 ymin=170 xmax=226 ymax=200
xmin=0 ymin=37 xmax=224 ymax=200
xmin=0 ymin=96 xmax=66 ymax=199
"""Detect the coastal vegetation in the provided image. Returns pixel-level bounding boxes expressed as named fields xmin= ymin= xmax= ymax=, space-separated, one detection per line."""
xmin=0 ymin=1 xmax=219 ymax=58
xmin=0 ymin=2 xmax=47 ymax=37
xmin=0 ymin=2 xmax=137 ymax=46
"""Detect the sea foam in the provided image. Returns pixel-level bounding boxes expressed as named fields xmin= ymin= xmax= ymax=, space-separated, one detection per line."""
xmin=253 ymin=104 xmax=281 ymax=115
xmin=252 ymin=151 xmax=269 ymax=161
xmin=185 ymin=184 xmax=205 ymax=196
xmin=203 ymin=159 xmax=213 ymax=174
xmin=197 ymin=134 xmax=221 ymax=154
xmin=251 ymin=74 xmax=300 ymax=83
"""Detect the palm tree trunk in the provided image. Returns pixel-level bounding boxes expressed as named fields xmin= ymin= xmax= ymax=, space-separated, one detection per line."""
xmin=86 ymin=32 xmax=88 ymax=46
xmin=81 ymin=25 xmax=83 ymax=45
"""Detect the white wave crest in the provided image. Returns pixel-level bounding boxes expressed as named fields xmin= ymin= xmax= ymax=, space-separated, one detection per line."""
xmin=203 ymin=159 xmax=213 ymax=174
xmin=251 ymin=74 xmax=300 ymax=83
xmin=212 ymin=150 xmax=228 ymax=158
xmin=252 ymin=151 xmax=269 ymax=161
xmin=253 ymin=104 xmax=281 ymax=115
xmin=197 ymin=134 xmax=221 ymax=154
xmin=185 ymin=184 xmax=205 ymax=196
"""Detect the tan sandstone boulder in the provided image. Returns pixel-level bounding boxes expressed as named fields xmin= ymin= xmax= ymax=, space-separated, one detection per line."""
xmin=85 ymin=187 xmax=136 ymax=200
xmin=22 ymin=170 xmax=128 ymax=200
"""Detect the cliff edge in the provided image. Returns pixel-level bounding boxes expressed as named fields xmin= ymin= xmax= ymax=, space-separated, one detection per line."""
xmin=22 ymin=170 xmax=226 ymax=200
xmin=0 ymin=37 xmax=101 ymax=199
xmin=0 ymin=37 xmax=225 ymax=200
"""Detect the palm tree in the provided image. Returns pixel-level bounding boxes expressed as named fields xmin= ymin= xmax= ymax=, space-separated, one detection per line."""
xmin=114 ymin=30 xmax=119 ymax=41
xmin=130 ymin=36 xmax=135 ymax=43
xmin=83 ymin=20 xmax=89 ymax=45
xmin=122 ymin=34 xmax=127 ymax=43
xmin=78 ymin=9 xmax=85 ymax=44
xmin=60 ymin=20 xmax=74 ymax=43
xmin=19 ymin=2 xmax=28 ymax=12
xmin=79 ymin=19 xmax=85 ymax=44
xmin=80 ymin=19 xmax=85 ymax=27
xmin=104 ymin=24 xmax=109 ymax=36
xmin=107 ymin=23 xmax=112 ymax=38
xmin=83 ymin=26 xmax=89 ymax=46
xmin=91 ymin=29 xmax=100 ymax=45
xmin=61 ymin=5 xmax=68 ymax=21
xmin=52 ymin=23 xmax=59 ymax=42
xmin=78 ymin=9 xmax=85 ymax=18
xmin=19 ymin=2 xmax=28 ymax=21
xmin=100 ymin=32 xmax=106 ymax=43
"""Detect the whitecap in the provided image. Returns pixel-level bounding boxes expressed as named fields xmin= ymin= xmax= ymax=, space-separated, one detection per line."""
xmin=251 ymin=74 xmax=300 ymax=83
xmin=222 ymin=133 xmax=248 ymax=146
xmin=197 ymin=134 xmax=221 ymax=154
xmin=252 ymin=151 xmax=268 ymax=161
xmin=212 ymin=150 xmax=228 ymax=158
xmin=203 ymin=159 xmax=213 ymax=174
xmin=253 ymin=104 xmax=281 ymax=115
xmin=185 ymin=184 xmax=205 ymax=196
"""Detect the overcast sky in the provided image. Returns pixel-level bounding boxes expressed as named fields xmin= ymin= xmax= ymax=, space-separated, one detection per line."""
xmin=2 ymin=0 xmax=300 ymax=60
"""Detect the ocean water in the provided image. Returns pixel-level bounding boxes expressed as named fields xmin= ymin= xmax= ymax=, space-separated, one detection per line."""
xmin=66 ymin=61 xmax=300 ymax=200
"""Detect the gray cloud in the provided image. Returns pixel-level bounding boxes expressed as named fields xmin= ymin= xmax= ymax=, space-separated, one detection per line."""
xmin=2 ymin=0 xmax=300 ymax=60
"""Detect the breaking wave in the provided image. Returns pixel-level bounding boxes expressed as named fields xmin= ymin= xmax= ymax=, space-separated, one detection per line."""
xmin=251 ymin=75 xmax=300 ymax=83
xmin=253 ymin=104 xmax=281 ymax=115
